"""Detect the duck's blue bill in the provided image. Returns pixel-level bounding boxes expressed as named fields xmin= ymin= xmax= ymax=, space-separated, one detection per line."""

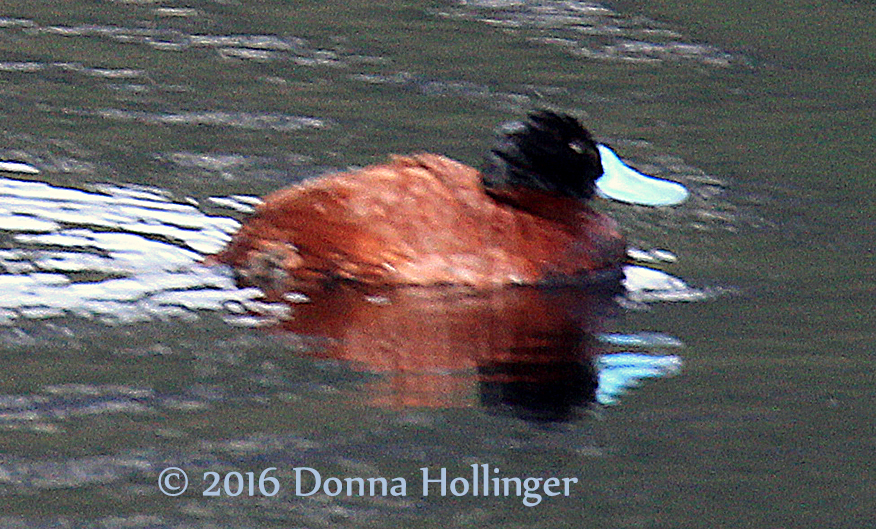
xmin=596 ymin=144 xmax=689 ymax=207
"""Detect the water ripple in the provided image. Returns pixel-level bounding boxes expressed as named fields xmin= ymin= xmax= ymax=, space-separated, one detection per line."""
xmin=9 ymin=20 xmax=380 ymax=66
xmin=0 ymin=175 xmax=274 ymax=325
xmin=89 ymin=109 xmax=327 ymax=132
xmin=436 ymin=0 xmax=738 ymax=66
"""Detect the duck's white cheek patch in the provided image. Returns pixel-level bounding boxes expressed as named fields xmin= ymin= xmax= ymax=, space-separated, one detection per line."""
xmin=595 ymin=144 xmax=689 ymax=207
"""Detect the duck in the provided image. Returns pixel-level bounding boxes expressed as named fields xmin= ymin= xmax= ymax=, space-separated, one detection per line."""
xmin=212 ymin=110 xmax=681 ymax=291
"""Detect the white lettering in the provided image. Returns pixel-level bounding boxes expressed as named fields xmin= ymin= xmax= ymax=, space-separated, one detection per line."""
xmin=543 ymin=477 xmax=560 ymax=496
xmin=522 ymin=477 xmax=544 ymax=507
xmin=367 ymin=477 xmax=387 ymax=496
xmin=323 ymin=477 xmax=342 ymax=496
xmin=421 ymin=467 xmax=446 ymax=496
xmin=294 ymin=467 xmax=321 ymax=496
xmin=390 ymin=477 xmax=406 ymax=497
xmin=563 ymin=477 xmax=578 ymax=496
xmin=345 ymin=477 xmax=364 ymax=496
xmin=450 ymin=477 xmax=469 ymax=496
xmin=502 ymin=476 xmax=521 ymax=496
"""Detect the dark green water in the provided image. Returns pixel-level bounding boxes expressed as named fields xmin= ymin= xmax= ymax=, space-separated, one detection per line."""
xmin=0 ymin=0 xmax=872 ymax=527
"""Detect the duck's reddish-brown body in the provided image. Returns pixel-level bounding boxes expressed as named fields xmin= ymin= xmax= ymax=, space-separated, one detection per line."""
xmin=214 ymin=153 xmax=625 ymax=290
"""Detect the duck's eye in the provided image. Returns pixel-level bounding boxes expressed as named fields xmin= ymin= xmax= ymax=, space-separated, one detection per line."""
xmin=568 ymin=141 xmax=585 ymax=154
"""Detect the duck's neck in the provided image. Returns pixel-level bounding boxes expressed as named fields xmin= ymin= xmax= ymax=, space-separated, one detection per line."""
xmin=485 ymin=186 xmax=589 ymax=223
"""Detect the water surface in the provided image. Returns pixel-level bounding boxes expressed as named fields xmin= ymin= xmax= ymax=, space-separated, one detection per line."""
xmin=0 ymin=0 xmax=872 ymax=527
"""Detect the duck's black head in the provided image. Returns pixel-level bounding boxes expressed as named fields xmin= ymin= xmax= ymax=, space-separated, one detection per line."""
xmin=482 ymin=110 xmax=602 ymax=201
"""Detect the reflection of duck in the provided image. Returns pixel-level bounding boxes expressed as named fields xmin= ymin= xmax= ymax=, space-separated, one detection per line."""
xmin=213 ymin=110 xmax=626 ymax=291
xmin=275 ymin=284 xmax=617 ymax=422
